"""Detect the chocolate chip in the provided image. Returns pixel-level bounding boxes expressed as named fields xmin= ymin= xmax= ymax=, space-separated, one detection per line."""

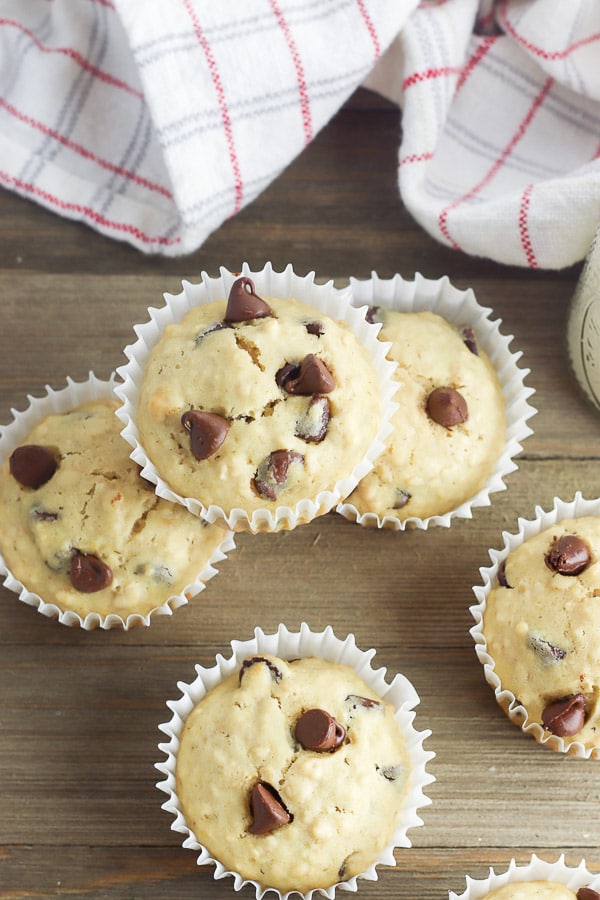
xmin=32 ymin=508 xmax=59 ymax=522
xmin=295 ymin=396 xmax=330 ymax=443
xmin=541 ymin=693 xmax=586 ymax=736
xmin=247 ymin=782 xmax=291 ymax=834
xmin=497 ymin=560 xmax=513 ymax=588
xmin=181 ymin=410 xmax=230 ymax=460
xmin=545 ymin=534 xmax=591 ymax=576
xmin=461 ymin=326 xmax=479 ymax=355
xmin=252 ymin=449 xmax=304 ymax=501
xmin=338 ymin=860 xmax=348 ymax=879
xmin=275 ymin=362 xmax=299 ymax=389
xmin=365 ymin=306 xmax=381 ymax=325
xmin=239 ymin=656 xmax=283 ymax=683
xmin=529 ymin=634 xmax=567 ymax=663
xmin=9 ymin=444 xmax=57 ymax=488
xmin=70 ymin=552 xmax=113 ymax=593
xmin=380 ymin=765 xmax=403 ymax=781
xmin=194 ymin=321 xmax=231 ymax=344
xmin=224 ymin=277 xmax=272 ymax=323
xmin=393 ymin=489 xmax=411 ymax=510
xmin=426 ymin=386 xmax=468 ymax=428
xmin=577 ymin=888 xmax=600 ymax=900
xmin=281 ymin=354 xmax=335 ymax=395
xmin=345 ymin=694 xmax=384 ymax=711
xmin=295 ymin=708 xmax=346 ymax=752
xmin=305 ymin=320 xmax=325 ymax=336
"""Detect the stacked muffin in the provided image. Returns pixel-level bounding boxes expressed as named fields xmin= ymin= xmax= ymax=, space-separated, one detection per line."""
xmin=118 ymin=268 xmax=395 ymax=532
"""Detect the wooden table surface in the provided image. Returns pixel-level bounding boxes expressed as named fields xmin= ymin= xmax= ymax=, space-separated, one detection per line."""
xmin=2 ymin=89 xmax=600 ymax=900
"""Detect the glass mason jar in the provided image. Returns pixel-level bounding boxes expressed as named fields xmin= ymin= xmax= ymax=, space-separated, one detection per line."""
xmin=567 ymin=225 xmax=600 ymax=411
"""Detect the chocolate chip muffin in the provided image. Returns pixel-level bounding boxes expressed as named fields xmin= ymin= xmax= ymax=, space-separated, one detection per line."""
xmin=175 ymin=654 xmax=412 ymax=894
xmin=344 ymin=308 xmax=506 ymax=523
xmin=481 ymin=885 xmax=598 ymax=899
xmin=134 ymin=276 xmax=382 ymax=528
xmin=482 ymin=516 xmax=600 ymax=752
xmin=0 ymin=397 xmax=229 ymax=623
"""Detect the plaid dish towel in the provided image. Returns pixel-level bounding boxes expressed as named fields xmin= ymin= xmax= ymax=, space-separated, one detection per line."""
xmin=1 ymin=0 xmax=599 ymax=268
xmin=368 ymin=0 xmax=600 ymax=269
xmin=0 ymin=0 xmax=415 ymax=257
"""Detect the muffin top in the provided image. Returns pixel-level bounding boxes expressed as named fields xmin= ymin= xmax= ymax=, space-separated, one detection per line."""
xmin=482 ymin=883 xmax=592 ymax=899
xmin=136 ymin=277 xmax=381 ymax=521
xmin=345 ymin=309 xmax=505 ymax=522
xmin=175 ymin=654 xmax=411 ymax=893
xmin=483 ymin=516 xmax=600 ymax=750
xmin=0 ymin=398 xmax=226 ymax=620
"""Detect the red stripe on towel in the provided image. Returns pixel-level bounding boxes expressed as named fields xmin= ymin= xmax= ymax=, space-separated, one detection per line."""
xmin=0 ymin=169 xmax=180 ymax=247
xmin=0 ymin=97 xmax=173 ymax=199
xmin=182 ymin=0 xmax=244 ymax=214
xmin=268 ymin=0 xmax=313 ymax=144
xmin=438 ymin=77 xmax=553 ymax=251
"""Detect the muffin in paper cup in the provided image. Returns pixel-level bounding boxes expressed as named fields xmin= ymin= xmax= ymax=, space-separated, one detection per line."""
xmin=114 ymin=263 xmax=397 ymax=533
xmin=155 ymin=622 xmax=435 ymax=898
xmin=450 ymin=853 xmax=600 ymax=899
xmin=0 ymin=372 xmax=235 ymax=630
xmin=470 ymin=492 xmax=600 ymax=758
xmin=336 ymin=272 xmax=536 ymax=530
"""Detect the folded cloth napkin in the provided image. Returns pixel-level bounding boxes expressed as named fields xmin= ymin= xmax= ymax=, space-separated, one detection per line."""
xmin=1 ymin=0 xmax=599 ymax=268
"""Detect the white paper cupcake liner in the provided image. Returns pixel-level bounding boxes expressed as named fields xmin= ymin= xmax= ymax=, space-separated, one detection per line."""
xmin=470 ymin=492 xmax=600 ymax=758
xmin=335 ymin=272 xmax=536 ymax=530
xmin=114 ymin=262 xmax=398 ymax=533
xmin=156 ymin=621 xmax=435 ymax=899
xmin=450 ymin=853 xmax=600 ymax=899
xmin=0 ymin=372 xmax=235 ymax=631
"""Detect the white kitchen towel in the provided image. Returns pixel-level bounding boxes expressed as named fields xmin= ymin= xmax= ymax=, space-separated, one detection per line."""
xmin=1 ymin=0 xmax=599 ymax=268
xmin=0 ymin=0 xmax=415 ymax=257
xmin=369 ymin=0 xmax=600 ymax=269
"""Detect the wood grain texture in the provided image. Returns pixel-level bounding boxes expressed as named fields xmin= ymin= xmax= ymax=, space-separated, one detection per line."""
xmin=1 ymin=89 xmax=599 ymax=899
